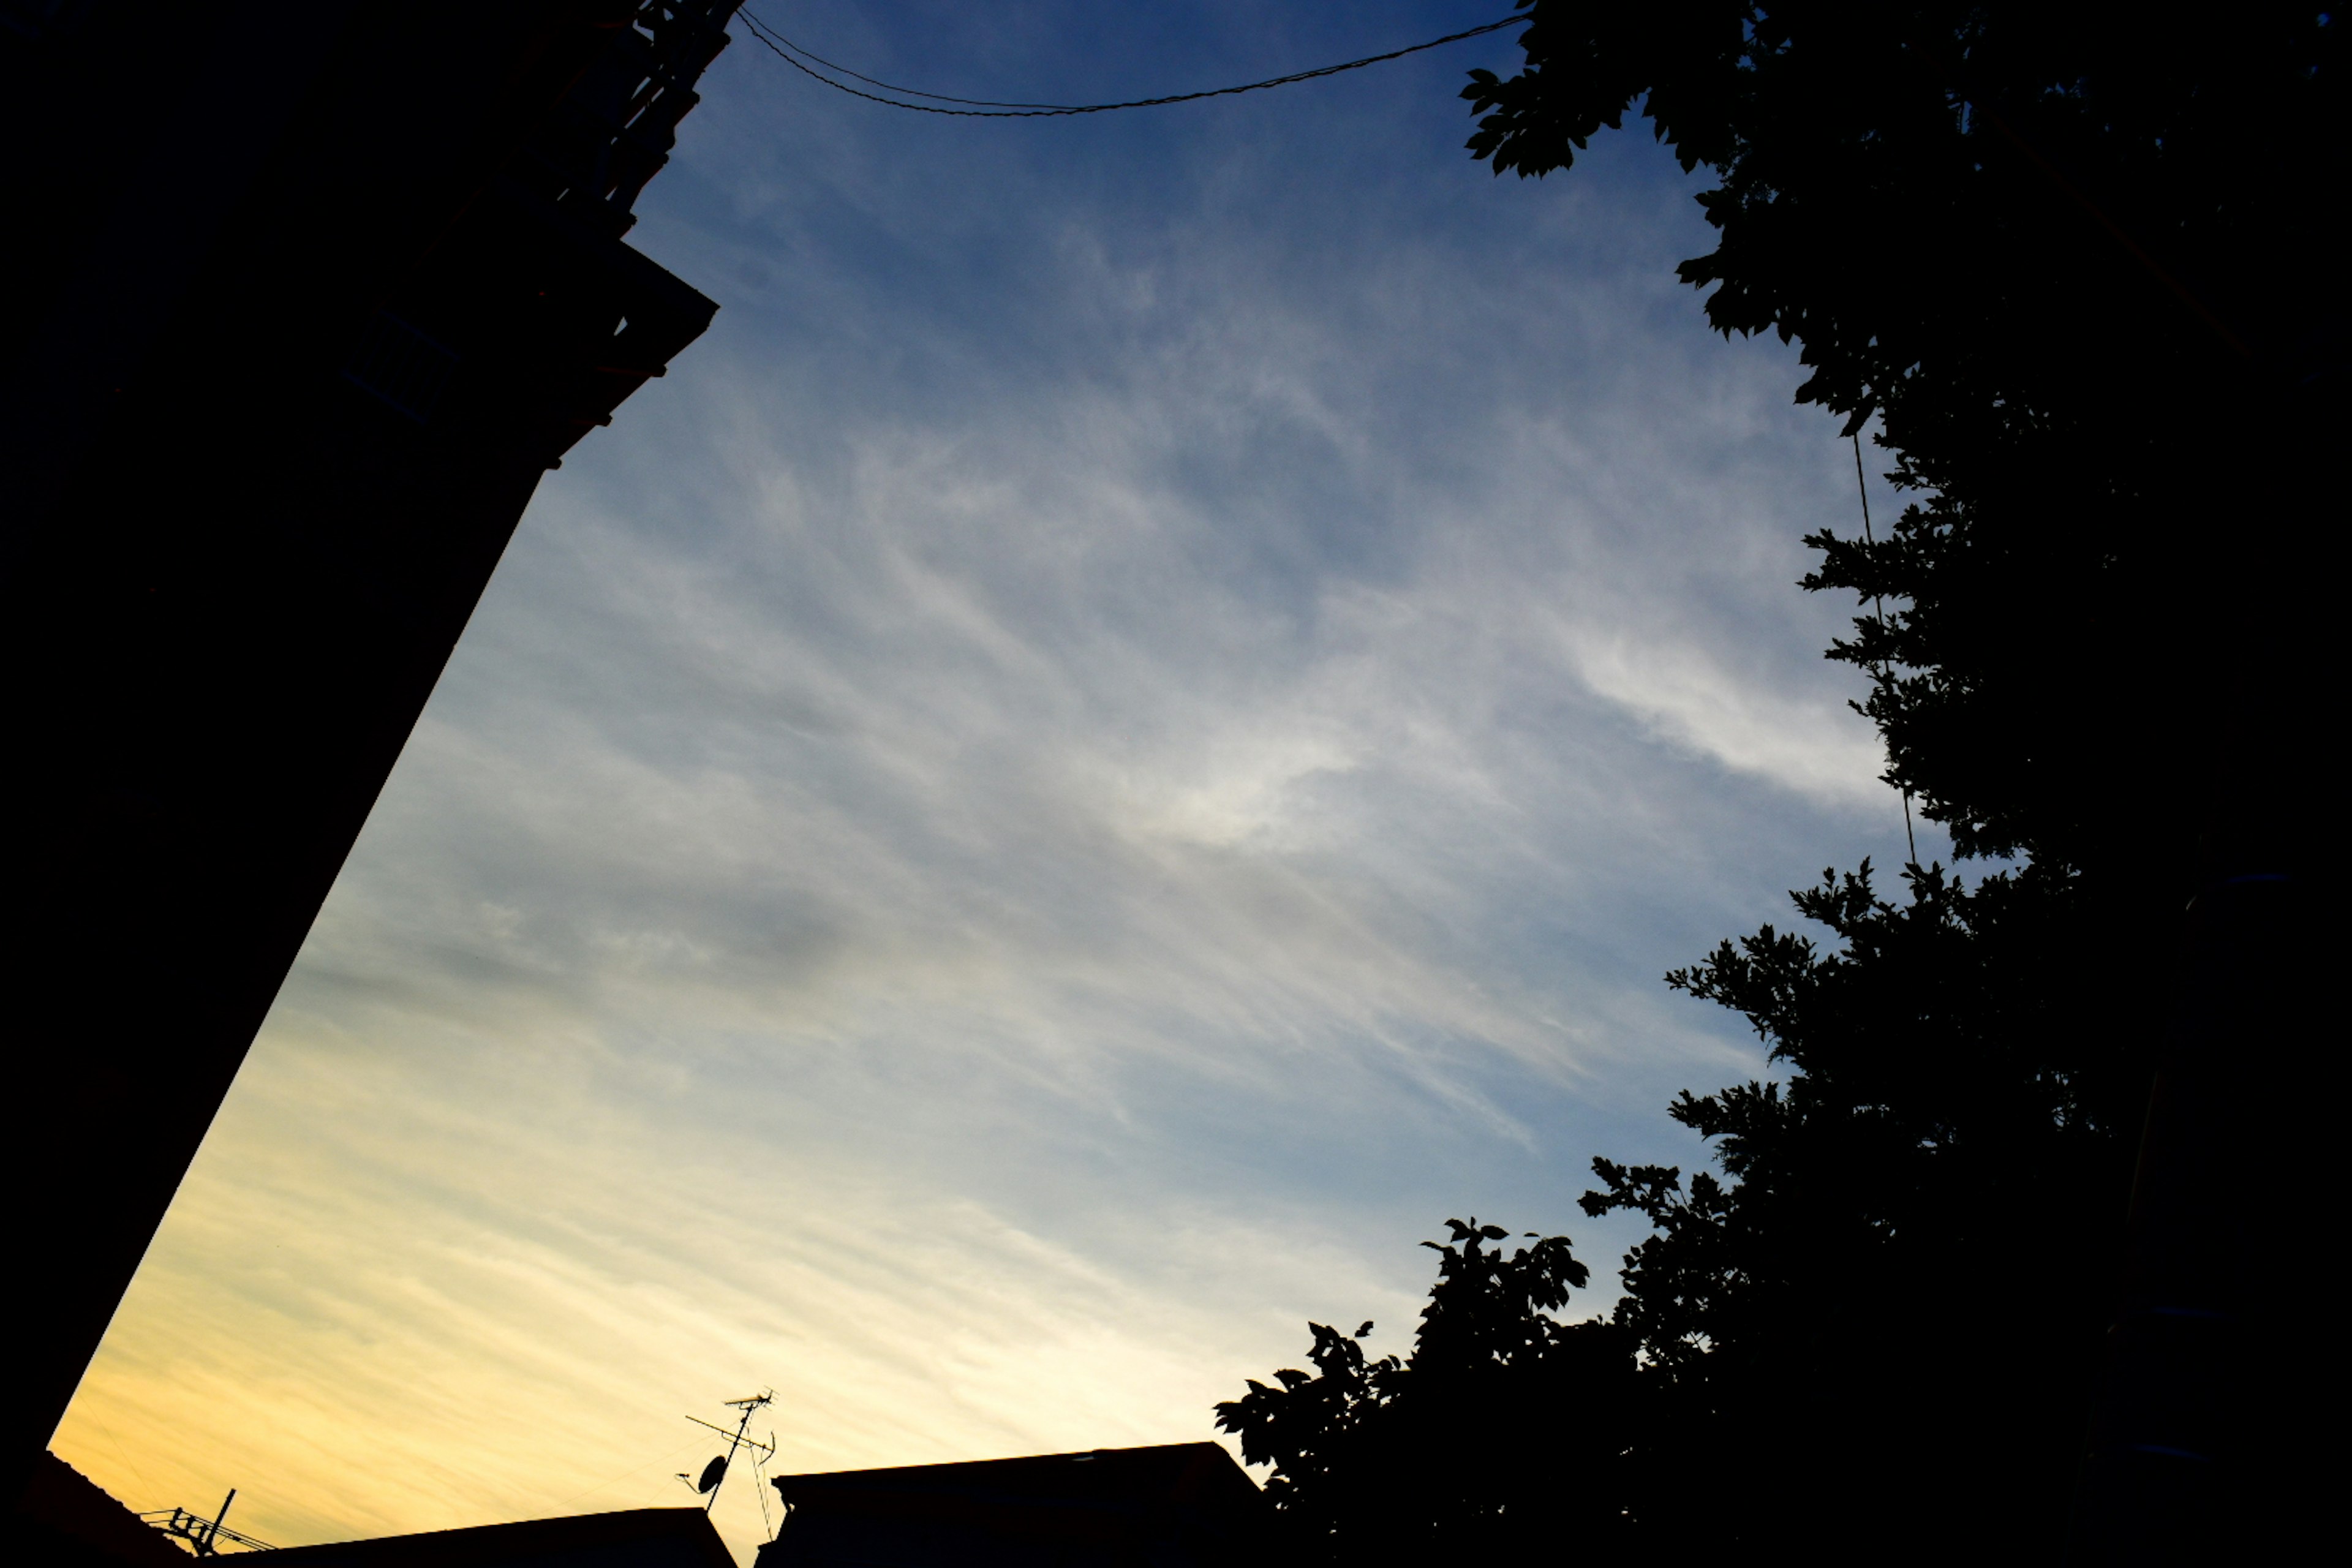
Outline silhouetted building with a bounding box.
[265,1509,732,1568]
[16,1452,193,1568]
[2,1,740,1488]
[10,1450,736,1568]
[756,1443,1269,1568]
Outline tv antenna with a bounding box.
[675,1391,778,1529]
[141,1490,274,1555]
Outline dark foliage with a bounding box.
[1581,859,2135,1556]
[1226,6,2339,1562]
[1466,0,2340,880]
[1215,1220,1640,1562]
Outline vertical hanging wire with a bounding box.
[1855,432,1920,865]
[752,1438,774,1541]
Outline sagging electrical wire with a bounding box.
[736,8,1530,117]
[1853,432,1920,866]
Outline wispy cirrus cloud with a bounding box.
[58,6,1932,1562]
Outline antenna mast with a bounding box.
[141,1489,274,1555]
[676,1392,777,1518]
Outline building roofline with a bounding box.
[262,1507,732,1568]
[767,1440,1244,1488]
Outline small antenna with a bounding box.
[678,1392,778,1515]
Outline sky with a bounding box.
[55,4,1936,1561]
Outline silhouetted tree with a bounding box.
[1223,9,2338,1564]
[1216,1220,1640,1564]
[1577,859,2135,1557]
[1457,5,2338,1559]
[1465,0,2338,884]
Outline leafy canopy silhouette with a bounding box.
[1223,5,2337,1563]
[1216,1220,1638,1562]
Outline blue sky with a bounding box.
[58,5,1932,1561]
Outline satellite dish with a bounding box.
[696,1455,728,1494]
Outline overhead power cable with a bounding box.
[736,9,1530,117]
[1853,432,1920,867]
